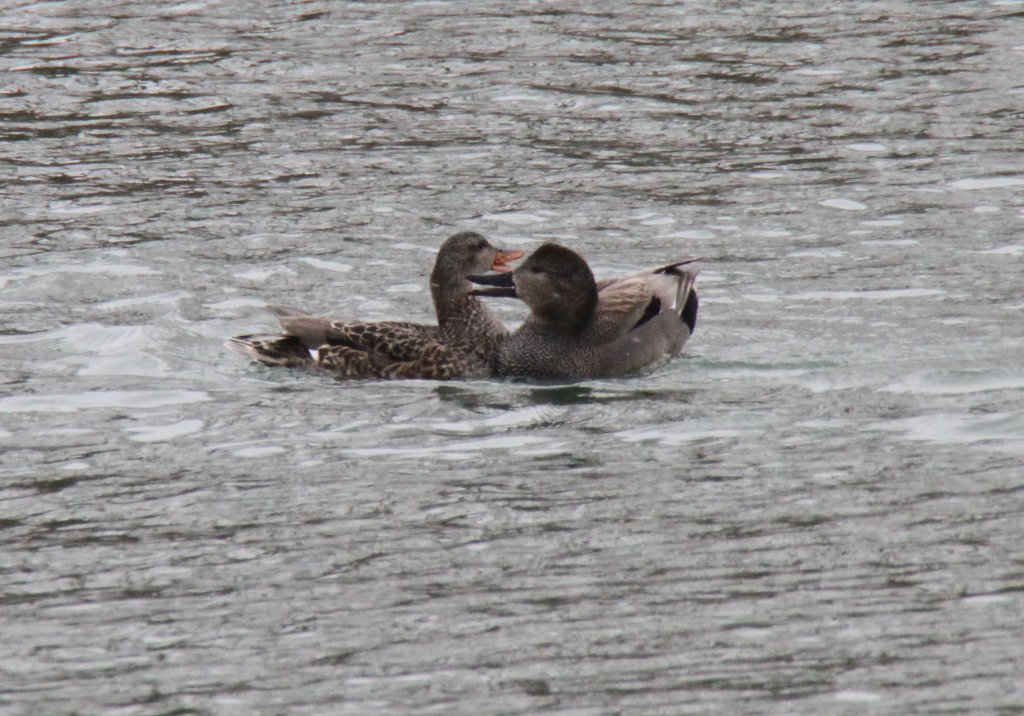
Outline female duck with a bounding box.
[227,231,522,379]
[469,243,699,379]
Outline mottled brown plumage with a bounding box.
[226,232,522,379]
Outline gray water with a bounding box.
[2,1,1024,713]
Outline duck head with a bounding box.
[469,243,598,334]
[430,231,523,292]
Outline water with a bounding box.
[2,1,1023,713]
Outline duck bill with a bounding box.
[468,271,514,286]
[490,249,524,273]
[467,271,517,297]
[469,286,517,297]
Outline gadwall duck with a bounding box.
[469,243,699,379]
[226,231,523,379]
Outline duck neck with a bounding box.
[547,310,593,338]
[537,286,597,337]
[431,278,504,346]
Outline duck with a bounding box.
[225,231,523,379]
[468,243,699,380]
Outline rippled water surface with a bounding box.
[3,1,1024,713]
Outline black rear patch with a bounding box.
[682,290,698,333]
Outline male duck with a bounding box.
[469,243,699,380]
[226,231,523,379]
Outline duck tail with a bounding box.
[652,257,701,275]
[262,304,344,348]
[664,263,700,335]
[224,334,315,368]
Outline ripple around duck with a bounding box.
[0,390,211,413]
[426,405,564,435]
[884,368,1024,396]
[949,176,1024,191]
[124,418,205,443]
[788,288,945,301]
[870,410,1024,453]
[0,262,160,289]
[340,434,568,462]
